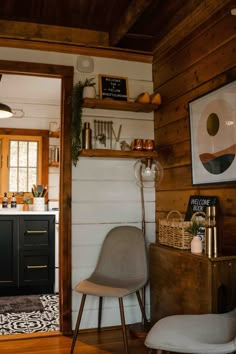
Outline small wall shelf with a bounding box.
[82,98,159,113]
[49,162,59,167]
[49,131,60,138]
[80,149,158,159]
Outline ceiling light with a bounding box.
[231,8,236,15]
[0,103,13,118]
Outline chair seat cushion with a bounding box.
[145,309,236,354]
[75,274,146,297]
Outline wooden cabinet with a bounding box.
[0,214,55,295]
[149,243,236,324]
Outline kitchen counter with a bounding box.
[0,208,59,223]
[0,209,57,215]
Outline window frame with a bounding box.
[0,128,49,197]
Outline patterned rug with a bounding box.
[0,294,59,335]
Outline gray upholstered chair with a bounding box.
[145,308,236,354]
[70,225,148,354]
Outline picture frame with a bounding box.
[189,80,236,185]
[99,74,129,101]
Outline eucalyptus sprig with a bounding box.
[186,221,202,236]
[23,196,32,204]
[71,78,95,166]
[83,77,96,87]
[71,81,83,166]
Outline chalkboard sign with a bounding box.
[99,74,129,101]
[185,195,218,221]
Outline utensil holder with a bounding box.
[33,197,45,211]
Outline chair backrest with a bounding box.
[92,225,148,287]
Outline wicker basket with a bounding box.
[158,210,193,249]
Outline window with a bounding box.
[0,129,49,196]
[8,138,40,192]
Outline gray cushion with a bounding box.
[145,309,236,354]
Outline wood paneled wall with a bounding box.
[153,10,236,254]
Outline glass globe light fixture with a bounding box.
[134,158,163,188]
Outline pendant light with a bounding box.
[0,75,13,118]
[0,102,13,118]
[134,158,163,188]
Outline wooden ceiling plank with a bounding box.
[153,0,233,58]
[109,0,154,46]
[0,20,109,47]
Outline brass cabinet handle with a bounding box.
[27,265,48,269]
[25,230,48,234]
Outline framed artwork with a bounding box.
[189,80,236,185]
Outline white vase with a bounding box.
[33,197,45,211]
[82,86,96,99]
[191,235,202,254]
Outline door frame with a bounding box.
[0,59,73,335]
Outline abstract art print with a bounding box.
[189,80,236,185]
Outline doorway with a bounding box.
[0,59,73,335]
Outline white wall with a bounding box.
[0,74,61,202]
[0,47,155,329]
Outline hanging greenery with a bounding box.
[71,78,95,166]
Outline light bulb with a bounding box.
[143,166,151,177]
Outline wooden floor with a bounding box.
[0,328,149,354]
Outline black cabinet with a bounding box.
[0,214,55,295]
[0,215,18,288]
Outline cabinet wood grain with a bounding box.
[150,243,236,324]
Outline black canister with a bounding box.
[82,122,92,149]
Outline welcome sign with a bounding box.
[185,195,217,221]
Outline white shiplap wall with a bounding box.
[0,47,155,329]
[0,86,61,202]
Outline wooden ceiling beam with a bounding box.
[153,0,233,59]
[0,20,109,47]
[109,0,154,46]
[0,38,153,63]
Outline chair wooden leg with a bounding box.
[136,290,148,324]
[70,294,86,354]
[118,297,129,354]
[98,296,103,331]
